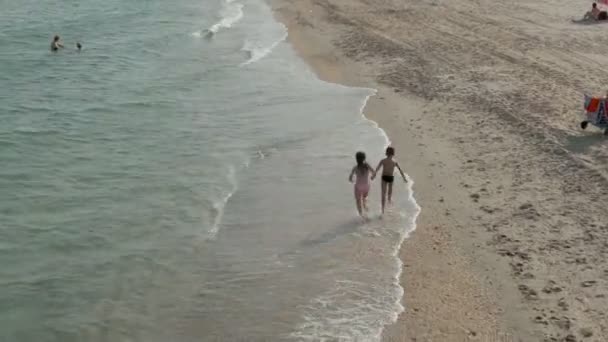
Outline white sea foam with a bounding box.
[207,165,238,239]
[288,90,421,341]
[193,1,244,38]
[239,28,287,66]
[354,90,422,339]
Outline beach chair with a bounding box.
[581,95,608,135]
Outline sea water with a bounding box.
[0,0,420,340]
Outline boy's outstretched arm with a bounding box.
[396,162,407,182]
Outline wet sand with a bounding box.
[270,0,608,340]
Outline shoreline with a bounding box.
[267,1,506,340]
[357,88,424,342]
[269,0,608,341]
[356,75,422,340]
[359,89,425,341]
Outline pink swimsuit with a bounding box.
[354,169,370,198]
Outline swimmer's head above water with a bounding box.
[51,35,63,51]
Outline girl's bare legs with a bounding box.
[354,190,363,217]
[380,181,388,214]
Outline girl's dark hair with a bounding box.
[355,151,367,172]
[386,146,395,156]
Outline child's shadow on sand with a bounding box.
[565,133,606,154]
[571,18,608,25]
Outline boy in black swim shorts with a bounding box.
[381,174,394,183]
[375,147,407,214]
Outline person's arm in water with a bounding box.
[349,166,356,183]
[396,161,407,182]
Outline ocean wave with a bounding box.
[360,90,422,337]
[207,165,238,239]
[239,29,287,66]
[288,90,422,341]
[194,1,244,39]
[13,126,60,135]
[289,279,403,341]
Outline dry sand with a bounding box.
[270,0,608,341]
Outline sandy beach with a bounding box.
[270,0,608,340]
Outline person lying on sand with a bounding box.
[583,3,607,20]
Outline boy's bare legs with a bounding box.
[388,182,394,205]
[380,181,388,214]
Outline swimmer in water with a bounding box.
[76,42,82,51]
[50,35,64,51]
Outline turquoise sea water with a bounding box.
[0,0,419,340]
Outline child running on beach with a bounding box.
[349,151,376,218]
[375,147,407,214]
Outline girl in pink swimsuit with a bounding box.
[349,151,376,218]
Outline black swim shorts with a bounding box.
[381,175,394,183]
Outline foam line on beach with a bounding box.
[359,89,422,340]
[192,0,244,38]
[285,85,422,341]
[205,150,266,240]
[239,24,287,66]
[207,164,238,239]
